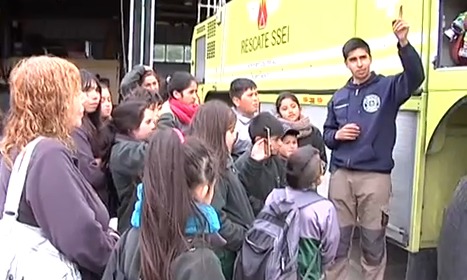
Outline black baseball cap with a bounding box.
[248,112,284,141]
[282,123,299,139]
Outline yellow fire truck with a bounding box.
[191,0,467,277]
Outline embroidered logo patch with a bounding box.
[363,94,381,113]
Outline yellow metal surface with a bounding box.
[192,0,467,253]
[419,91,467,248]
[193,0,427,91]
[408,94,428,252]
[259,94,422,111]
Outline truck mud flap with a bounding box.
[438,176,467,280]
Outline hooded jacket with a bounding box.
[323,42,425,173]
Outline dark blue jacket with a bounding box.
[323,42,425,173]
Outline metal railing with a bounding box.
[197,0,226,23]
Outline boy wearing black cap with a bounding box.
[279,124,300,159]
[235,112,288,213]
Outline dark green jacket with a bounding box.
[211,158,255,279]
[157,112,191,134]
[120,65,146,97]
[108,134,147,233]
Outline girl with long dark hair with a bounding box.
[102,129,226,280]
[72,69,107,203]
[98,77,113,121]
[189,100,255,279]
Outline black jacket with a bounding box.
[157,111,190,134]
[235,151,287,214]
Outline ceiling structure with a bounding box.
[6,0,203,25]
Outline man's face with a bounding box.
[345,48,372,83]
[233,88,259,116]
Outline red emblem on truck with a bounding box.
[258,0,268,30]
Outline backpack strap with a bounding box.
[2,137,43,220]
[272,187,325,210]
[288,189,325,209]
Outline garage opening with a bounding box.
[0,0,126,103]
[436,0,467,68]
[0,0,198,107]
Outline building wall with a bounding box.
[20,19,192,76]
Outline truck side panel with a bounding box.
[212,0,357,91]
[355,0,426,76]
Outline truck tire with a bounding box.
[438,176,467,280]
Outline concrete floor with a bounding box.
[349,238,408,280]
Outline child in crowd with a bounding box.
[275,92,328,168]
[190,100,255,280]
[98,77,113,121]
[279,124,299,159]
[235,112,287,213]
[157,71,199,133]
[124,86,163,123]
[119,65,160,97]
[229,78,259,159]
[102,129,226,280]
[266,146,340,279]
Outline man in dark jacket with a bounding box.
[323,17,425,280]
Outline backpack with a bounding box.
[103,227,214,280]
[233,188,324,280]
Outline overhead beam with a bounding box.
[8,1,196,18]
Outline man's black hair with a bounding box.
[229,78,257,100]
[342,37,371,61]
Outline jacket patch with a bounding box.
[362,94,381,113]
